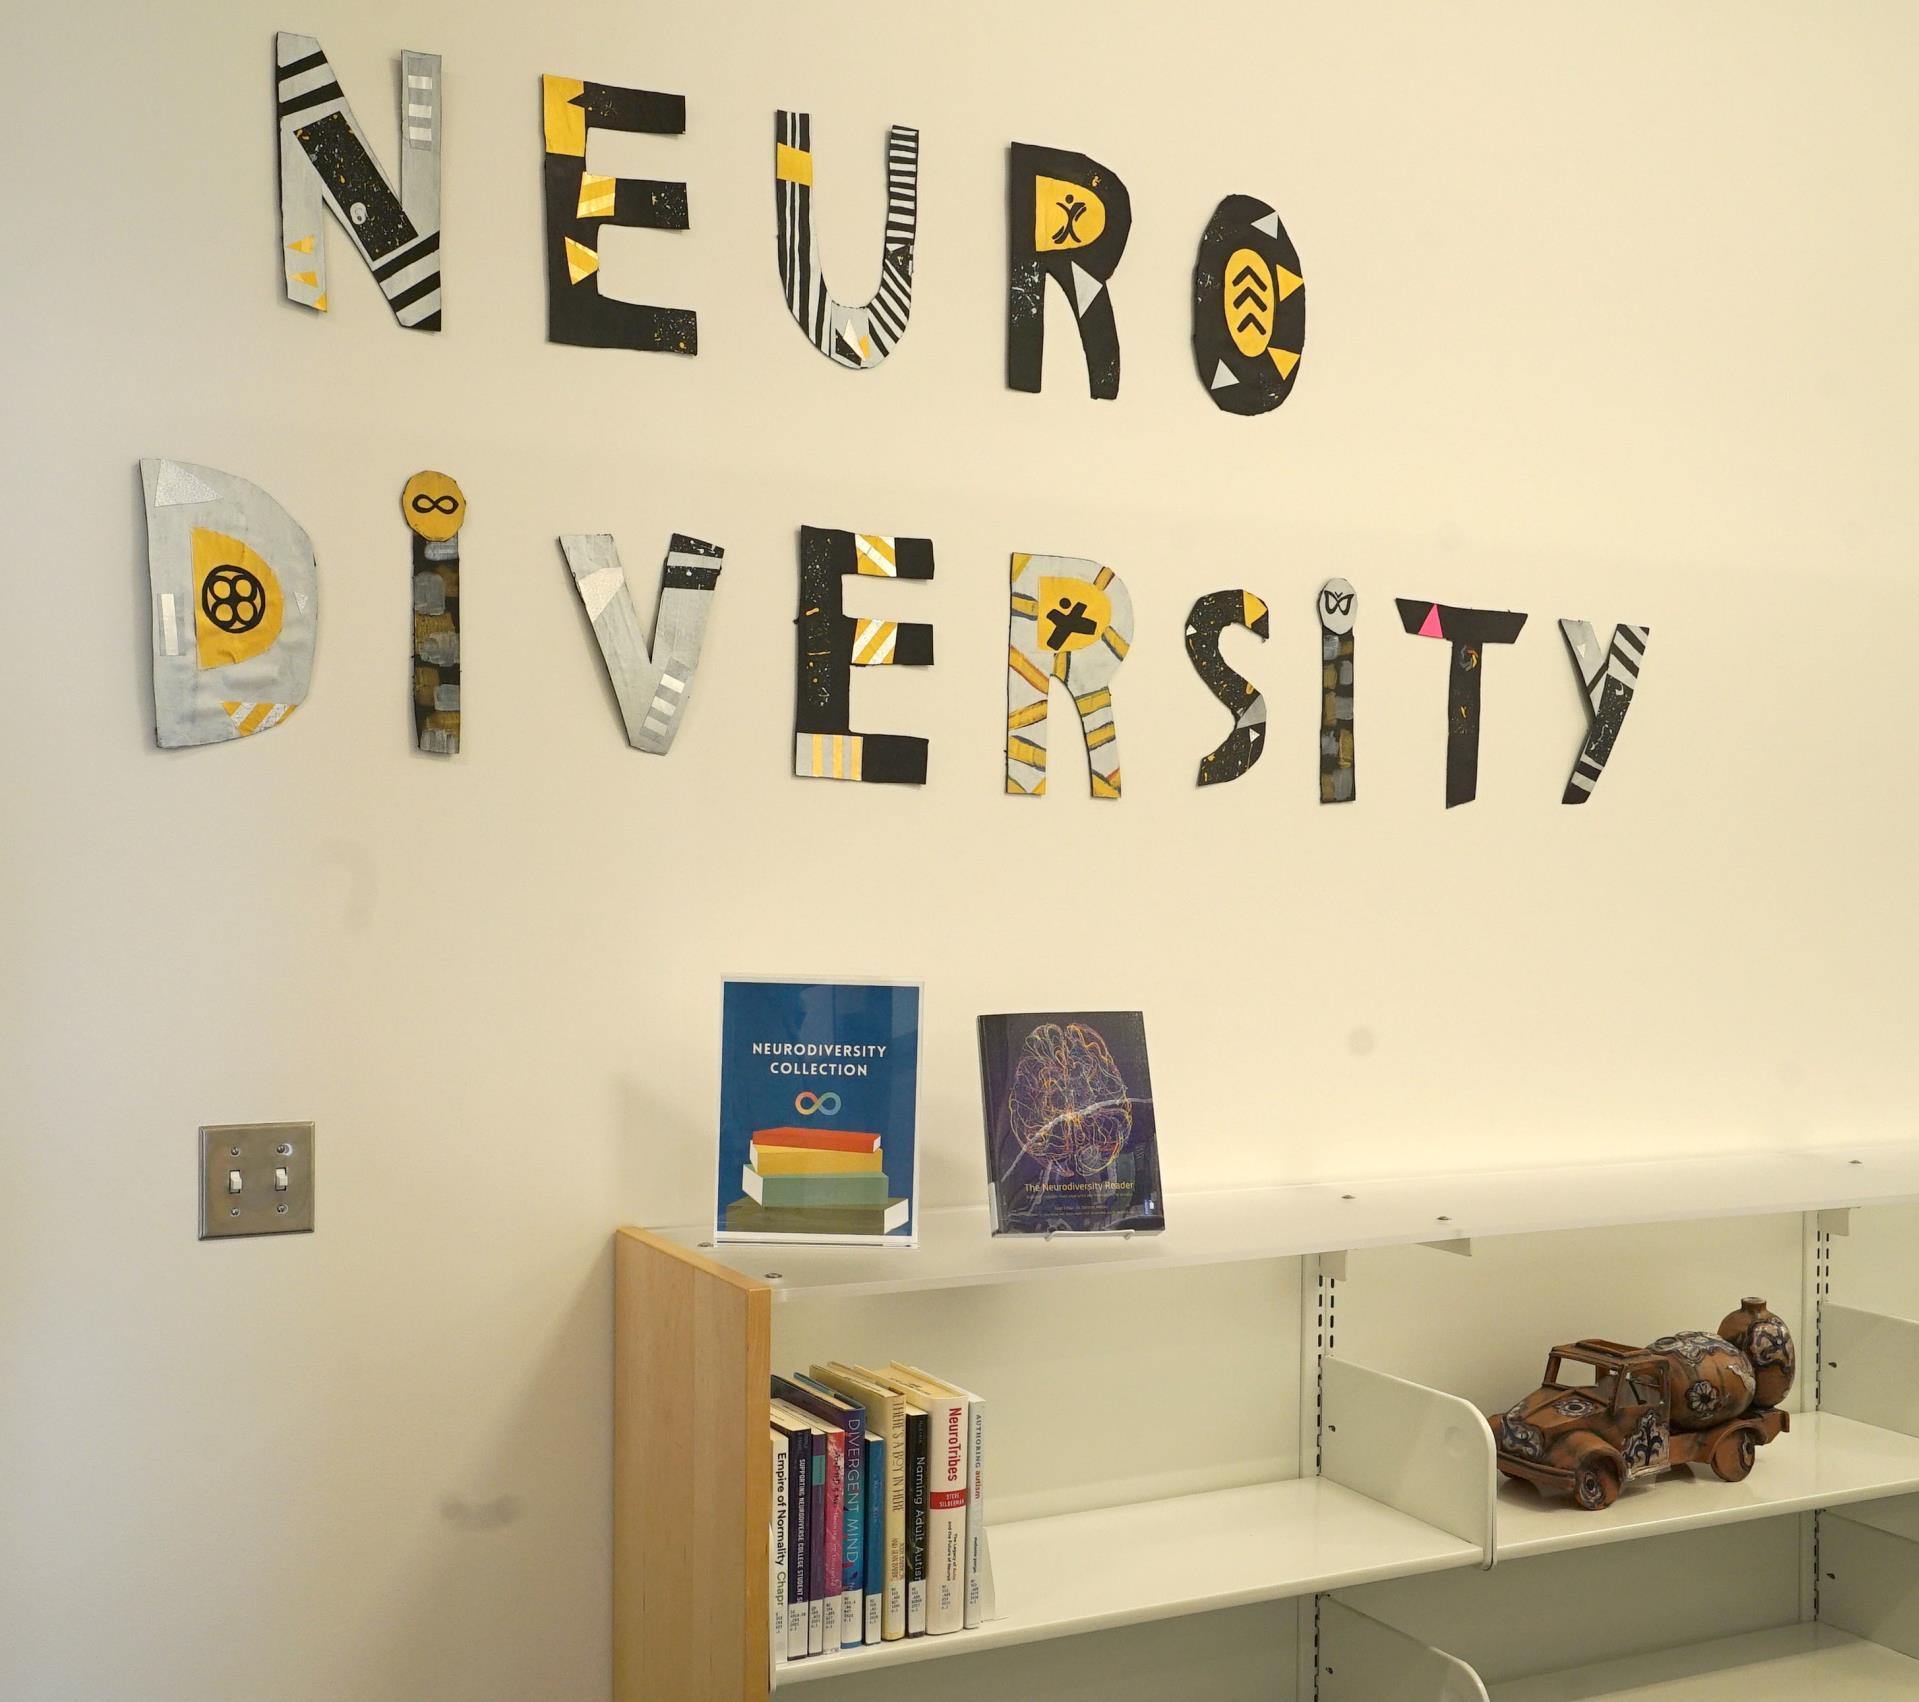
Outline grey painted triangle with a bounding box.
[1211,360,1238,390]
[153,461,219,507]
[1252,210,1280,238]
[1070,262,1103,315]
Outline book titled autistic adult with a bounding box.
[977,1010,1165,1235]
[717,979,920,1245]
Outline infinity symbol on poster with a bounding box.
[793,1092,842,1116]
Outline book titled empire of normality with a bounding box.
[718,979,921,1245]
[977,1010,1165,1235]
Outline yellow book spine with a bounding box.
[752,1146,884,1176]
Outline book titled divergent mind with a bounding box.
[977,1011,1165,1235]
[718,979,921,1245]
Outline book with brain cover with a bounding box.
[977,1011,1164,1235]
[718,978,921,1245]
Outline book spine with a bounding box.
[806,1432,825,1654]
[749,1125,882,1153]
[965,1399,992,1627]
[770,1373,861,1647]
[882,1402,906,1640]
[905,1410,928,1637]
[863,1436,885,1645]
[770,1436,789,1668]
[922,1394,968,1634]
[820,1428,844,1652]
[835,1410,865,1647]
[787,1430,809,1660]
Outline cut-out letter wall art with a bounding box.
[1007,554,1134,797]
[402,471,465,755]
[561,532,723,754]
[542,76,695,354]
[1396,598,1528,807]
[1007,144,1132,399]
[1192,195,1304,415]
[775,112,920,369]
[1318,578,1356,802]
[1560,620,1649,804]
[276,33,442,330]
[1185,590,1269,786]
[142,459,317,748]
[793,527,935,783]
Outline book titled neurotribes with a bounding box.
[977,1011,1164,1235]
[718,979,921,1245]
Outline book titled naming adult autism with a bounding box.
[977,1011,1164,1235]
[718,979,920,1245]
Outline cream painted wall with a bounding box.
[5,1,1919,1697]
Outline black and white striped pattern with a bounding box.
[1560,619,1649,803]
[276,33,443,332]
[775,112,918,370]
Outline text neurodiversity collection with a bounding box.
[750,1042,891,1079]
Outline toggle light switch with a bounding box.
[199,1123,315,1239]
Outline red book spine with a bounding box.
[752,1126,883,1154]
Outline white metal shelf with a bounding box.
[772,1477,1483,1688]
[1490,1624,1919,1699]
[659,1140,1919,1301]
[1494,1413,1919,1561]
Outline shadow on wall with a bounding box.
[356,1241,614,1702]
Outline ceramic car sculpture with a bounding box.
[1489,1297,1795,1511]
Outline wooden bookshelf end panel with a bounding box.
[615,1229,772,1702]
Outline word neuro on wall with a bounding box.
[275,32,1307,405]
[137,34,1653,811]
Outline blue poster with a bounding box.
[717,979,921,1245]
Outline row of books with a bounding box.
[768,1360,994,1667]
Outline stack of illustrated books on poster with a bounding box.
[767,1360,995,1672]
[729,1127,908,1241]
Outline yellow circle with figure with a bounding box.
[402,470,467,542]
[1036,575,1111,654]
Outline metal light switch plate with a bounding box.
[200,1122,315,1239]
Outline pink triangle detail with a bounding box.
[1418,603,1444,639]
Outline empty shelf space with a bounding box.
[774,1475,1482,1686]
[1490,1623,1919,1700]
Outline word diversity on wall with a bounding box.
[138,33,1653,810]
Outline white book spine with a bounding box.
[865,1589,882,1645]
[922,1393,968,1634]
[770,1439,790,1667]
[964,1398,991,1627]
[907,1576,926,1636]
[821,1589,837,1654]
[789,1557,806,1661]
[840,1584,861,1648]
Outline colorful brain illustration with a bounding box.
[1009,1022,1133,1176]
